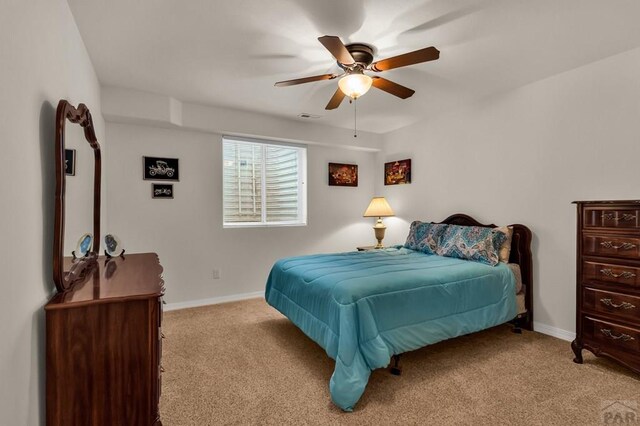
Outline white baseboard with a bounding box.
[533,321,576,342]
[164,290,264,312]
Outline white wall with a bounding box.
[106,122,376,304]
[377,47,640,335]
[101,86,384,152]
[0,1,104,424]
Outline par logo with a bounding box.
[601,400,638,425]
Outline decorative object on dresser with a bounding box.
[363,197,395,248]
[73,233,93,259]
[104,233,125,258]
[47,100,164,425]
[572,200,640,375]
[328,162,358,187]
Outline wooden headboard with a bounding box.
[437,213,533,330]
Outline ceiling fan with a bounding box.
[275,35,440,110]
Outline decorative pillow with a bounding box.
[404,221,447,255]
[494,226,513,263]
[436,225,507,266]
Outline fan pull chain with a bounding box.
[353,97,358,138]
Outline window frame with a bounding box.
[222,136,307,228]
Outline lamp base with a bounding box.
[373,217,386,249]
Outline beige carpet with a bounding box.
[160,299,638,425]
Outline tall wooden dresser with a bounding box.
[46,253,165,425]
[572,200,640,374]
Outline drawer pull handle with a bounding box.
[600,328,635,342]
[600,212,637,221]
[600,298,636,310]
[600,268,636,279]
[599,241,637,250]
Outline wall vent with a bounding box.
[298,113,321,119]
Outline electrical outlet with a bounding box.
[212,269,220,279]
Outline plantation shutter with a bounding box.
[265,146,299,222]
[222,140,262,223]
[223,137,306,226]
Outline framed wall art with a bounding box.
[328,163,358,187]
[143,156,179,181]
[65,149,76,176]
[152,183,174,199]
[384,159,411,185]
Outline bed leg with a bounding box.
[390,354,402,376]
[511,316,523,334]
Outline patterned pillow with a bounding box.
[435,225,507,266]
[404,221,447,255]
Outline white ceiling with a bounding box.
[68,0,640,134]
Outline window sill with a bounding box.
[223,221,307,229]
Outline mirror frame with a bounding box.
[53,100,102,292]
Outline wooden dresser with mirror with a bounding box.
[45,100,164,425]
[572,200,640,375]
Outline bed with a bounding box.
[265,214,533,411]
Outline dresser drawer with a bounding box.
[583,316,640,355]
[583,287,640,323]
[583,234,640,260]
[584,208,640,229]
[582,261,640,287]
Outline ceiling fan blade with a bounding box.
[325,87,346,110]
[371,77,415,99]
[318,35,355,66]
[370,47,440,72]
[275,74,337,87]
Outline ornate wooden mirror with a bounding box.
[53,100,102,292]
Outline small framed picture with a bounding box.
[152,183,174,199]
[65,149,76,176]
[143,156,179,181]
[328,163,358,187]
[384,159,411,185]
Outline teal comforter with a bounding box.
[265,247,517,411]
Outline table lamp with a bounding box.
[363,197,395,249]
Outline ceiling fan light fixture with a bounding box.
[274,36,439,110]
[338,73,372,99]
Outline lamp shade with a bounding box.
[338,73,373,99]
[363,197,395,217]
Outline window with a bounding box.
[223,137,307,227]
